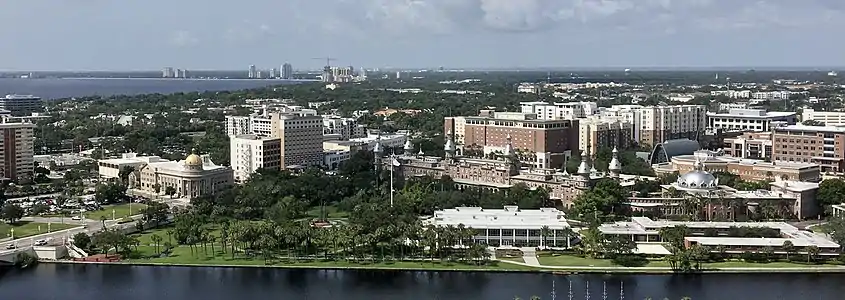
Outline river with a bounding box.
[1,264,844,300]
[0,78,305,99]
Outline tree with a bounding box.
[817,179,845,211]
[142,202,170,226]
[165,186,177,198]
[0,203,25,224]
[807,245,820,263]
[72,232,91,250]
[782,240,795,261]
[151,234,163,254]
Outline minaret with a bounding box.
[373,135,384,168]
[403,139,413,156]
[608,147,622,178]
[576,150,591,180]
[444,130,456,160]
[503,134,513,158]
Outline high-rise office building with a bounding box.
[0,95,43,116]
[225,112,324,168]
[0,121,35,182]
[230,134,282,182]
[248,65,257,79]
[270,68,279,78]
[282,63,293,79]
[162,67,174,78]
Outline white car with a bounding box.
[5,244,15,250]
[71,216,82,221]
[35,239,47,246]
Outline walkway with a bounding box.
[498,255,845,272]
[520,247,540,266]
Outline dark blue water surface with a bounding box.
[0,78,303,99]
[1,264,844,300]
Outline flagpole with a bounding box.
[390,153,395,207]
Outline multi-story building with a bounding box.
[601,105,707,148]
[801,109,845,126]
[0,122,35,182]
[229,135,282,182]
[225,112,324,168]
[0,95,43,116]
[752,91,791,100]
[519,101,598,120]
[425,206,572,248]
[248,65,257,79]
[444,111,579,169]
[707,109,797,132]
[384,135,628,206]
[577,117,633,156]
[711,90,752,99]
[653,150,821,183]
[516,84,541,94]
[281,63,293,79]
[723,132,773,160]
[329,66,355,83]
[162,67,175,78]
[322,116,366,140]
[772,125,845,173]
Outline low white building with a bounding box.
[97,153,162,179]
[600,217,840,255]
[801,109,845,126]
[324,149,351,170]
[707,109,797,132]
[426,206,572,248]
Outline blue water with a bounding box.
[0,264,844,300]
[0,78,304,99]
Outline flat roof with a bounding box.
[428,206,570,229]
[707,111,795,118]
[774,124,845,133]
[770,180,819,192]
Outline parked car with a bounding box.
[35,239,47,246]
[71,216,82,221]
[5,244,15,249]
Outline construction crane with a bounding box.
[311,57,337,69]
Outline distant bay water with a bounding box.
[0,78,308,100]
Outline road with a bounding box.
[0,215,140,257]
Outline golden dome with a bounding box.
[184,149,203,166]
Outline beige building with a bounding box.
[771,125,845,173]
[577,117,633,156]
[723,132,773,160]
[599,105,706,148]
[230,135,282,182]
[129,151,234,199]
[801,109,845,126]
[0,121,35,182]
[225,111,324,168]
[654,150,821,183]
[98,153,163,179]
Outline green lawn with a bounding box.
[0,221,79,239]
[84,203,147,221]
[305,205,349,219]
[121,228,534,271]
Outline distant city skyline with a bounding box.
[1,1,844,71]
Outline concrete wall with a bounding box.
[34,246,67,260]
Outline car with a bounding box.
[71,216,82,221]
[5,244,15,250]
[35,239,47,246]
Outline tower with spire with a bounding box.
[444,130,456,160]
[608,147,622,179]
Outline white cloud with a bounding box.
[169,30,198,47]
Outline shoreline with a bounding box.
[39,260,845,274]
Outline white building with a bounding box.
[707,109,797,132]
[517,84,541,94]
[519,101,598,120]
[599,105,707,147]
[324,149,351,170]
[711,90,752,99]
[426,206,572,248]
[97,153,161,179]
[229,135,282,182]
[577,116,633,156]
[131,152,234,199]
[801,109,845,127]
[348,132,408,152]
[225,112,324,168]
[752,91,791,100]
[599,217,840,255]
[322,116,366,140]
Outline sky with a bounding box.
[0,0,844,71]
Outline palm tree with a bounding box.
[539,226,551,250]
[807,245,820,263]
[150,234,163,254]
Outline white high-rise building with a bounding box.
[225,112,323,168]
[520,101,598,120]
[230,134,282,182]
[599,105,707,147]
[248,65,257,79]
[282,63,293,79]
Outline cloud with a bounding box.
[169,30,199,47]
[222,21,273,43]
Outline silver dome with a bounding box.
[675,170,719,190]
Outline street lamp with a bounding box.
[10,228,14,240]
[112,209,116,220]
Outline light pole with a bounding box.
[10,228,14,240]
[112,209,116,220]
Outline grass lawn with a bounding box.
[122,228,534,271]
[84,203,147,221]
[0,221,79,239]
[499,256,525,263]
[305,205,348,219]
